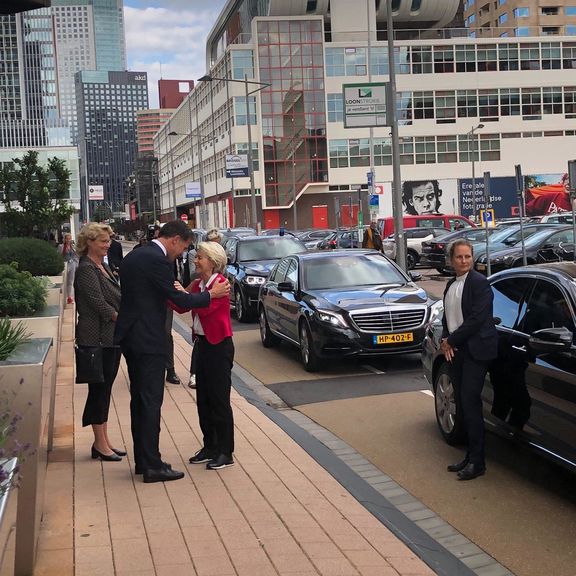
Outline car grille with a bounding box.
[350,308,427,333]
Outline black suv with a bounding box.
[422,262,576,473]
[223,235,307,322]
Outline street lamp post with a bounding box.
[167,124,178,219]
[198,74,270,231]
[82,136,91,222]
[468,123,484,222]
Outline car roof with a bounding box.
[291,249,387,261]
[491,261,576,281]
[229,234,302,241]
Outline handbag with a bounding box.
[75,345,104,384]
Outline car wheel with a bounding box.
[406,249,418,270]
[259,307,279,348]
[299,320,321,372]
[435,267,445,274]
[235,288,251,323]
[434,362,466,445]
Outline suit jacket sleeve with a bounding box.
[75,263,117,321]
[441,280,453,340]
[447,274,493,348]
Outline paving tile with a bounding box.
[111,538,155,573]
[386,555,436,576]
[33,548,74,576]
[193,554,236,576]
[155,565,199,576]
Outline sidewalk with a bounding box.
[34,306,438,576]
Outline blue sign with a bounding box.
[458,177,517,219]
[185,182,202,199]
[369,194,379,206]
[367,171,374,187]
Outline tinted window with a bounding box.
[545,230,575,245]
[448,217,472,230]
[225,238,238,261]
[520,280,576,339]
[491,278,529,329]
[416,218,442,229]
[238,238,307,261]
[270,258,290,282]
[303,254,406,290]
[285,259,298,285]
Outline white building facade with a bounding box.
[155,0,576,229]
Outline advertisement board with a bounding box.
[88,185,104,201]
[225,154,249,178]
[185,182,202,199]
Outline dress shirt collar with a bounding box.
[151,239,167,256]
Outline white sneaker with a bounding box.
[188,374,196,389]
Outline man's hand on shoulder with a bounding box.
[209,278,230,299]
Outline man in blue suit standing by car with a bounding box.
[441,239,498,481]
[115,220,229,483]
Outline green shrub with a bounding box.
[0,318,31,361]
[0,263,48,317]
[0,238,64,275]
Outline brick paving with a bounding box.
[34,305,436,576]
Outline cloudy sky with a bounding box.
[123,0,228,107]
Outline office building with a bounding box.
[52,0,126,143]
[1,1,51,14]
[76,71,148,218]
[464,1,576,37]
[136,109,175,153]
[154,0,576,229]
[158,79,194,109]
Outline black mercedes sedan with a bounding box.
[475,226,574,274]
[422,262,576,473]
[223,234,307,322]
[258,250,434,371]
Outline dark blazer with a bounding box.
[107,238,124,271]
[75,256,121,347]
[442,269,498,362]
[114,242,211,354]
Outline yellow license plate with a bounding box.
[374,333,414,344]
[476,263,486,271]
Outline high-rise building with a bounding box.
[136,109,175,153]
[76,71,148,216]
[52,0,126,143]
[154,0,576,230]
[464,1,576,37]
[158,79,194,109]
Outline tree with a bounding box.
[0,150,75,238]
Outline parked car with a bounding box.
[538,213,573,225]
[258,249,434,371]
[475,226,574,274]
[378,214,475,239]
[294,228,336,249]
[420,227,498,273]
[219,227,257,243]
[260,228,296,237]
[223,234,307,322]
[382,227,450,269]
[316,227,369,250]
[422,262,576,473]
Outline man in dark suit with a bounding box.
[107,233,123,275]
[115,220,229,483]
[441,239,498,481]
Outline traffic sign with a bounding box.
[479,209,495,227]
[180,213,188,222]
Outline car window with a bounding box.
[545,230,575,246]
[237,238,306,261]
[416,218,440,229]
[464,229,490,242]
[225,238,237,262]
[448,218,472,230]
[270,258,290,283]
[285,259,298,286]
[491,278,530,330]
[506,227,545,244]
[303,254,406,290]
[520,280,575,338]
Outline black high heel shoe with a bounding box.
[91,445,122,462]
[111,448,127,457]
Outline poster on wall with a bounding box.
[376,179,459,218]
[524,173,570,216]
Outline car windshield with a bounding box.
[523,229,562,248]
[489,226,521,243]
[303,254,407,290]
[238,238,307,261]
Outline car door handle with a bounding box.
[511,345,527,352]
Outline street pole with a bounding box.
[208,81,220,227]
[515,164,527,266]
[167,127,178,218]
[193,91,207,229]
[83,137,91,222]
[292,146,298,230]
[365,0,374,239]
[387,0,405,270]
[568,160,576,263]
[151,157,157,223]
[484,171,492,277]
[469,123,484,222]
[245,74,258,231]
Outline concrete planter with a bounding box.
[0,339,54,576]
[0,458,18,576]
[9,305,61,452]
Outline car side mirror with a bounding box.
[277,281,294,292]
[493,317,502,326]
[529,327,573,354]
[409,271,421,281]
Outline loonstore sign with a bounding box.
[225,154,249,178]
[343,83,389,129]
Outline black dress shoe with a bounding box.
[166,371,181,385]
[447,457,469,473]
[206,454,234,470]
[457,463,486,481]
[135,461,172,475]
[112,448,127,457]
[91,445,122,462]
[143,466,185,483]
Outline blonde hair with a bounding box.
[197,241,227,274]
[206,228,222,243]
[76,223,113,256]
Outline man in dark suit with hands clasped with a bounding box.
[115,220,230,483]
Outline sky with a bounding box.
[123,0,228,108]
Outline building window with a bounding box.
[500,88,520,116]
[515,27,530,36]
[567,25,576,35]
[325,47,366,76]
[542,27,560,35]
[564,87,576,117]
[397,91,413,125]
[457,90,478,117]
[456,45,476,72]
[327,93,343,122]
[435,91,456,123]
[231,50,254,80]
[520,44,540,69]
[479,89,499,121]
[349,138,370,167]
[498,0,506,4]
[234,96,256,125]
[413,91,434,119]
[329,139,348,168]
[433,45,455,73]
[498,43,519,70]
[437,135,458,163]
[370,47,389,75]
[411,46,433,74]
[513,7,530,17]
[498,13,508,25]
[373,137,392,165]
[522,87,542,120]
[415,136,436,164]
[479,134,500,161]
[399,137,414,165]
[541,42,561,69]
[543,86,563,114]
[477,44,498,71]
[541,7,559,16]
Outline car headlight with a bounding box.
[316,309,348,328]
[244,275,266,285]
[428,300,444,325]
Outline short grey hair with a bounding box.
[197,241,227,274]
[206,228,222,243]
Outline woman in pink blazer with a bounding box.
[175,241,235,470]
